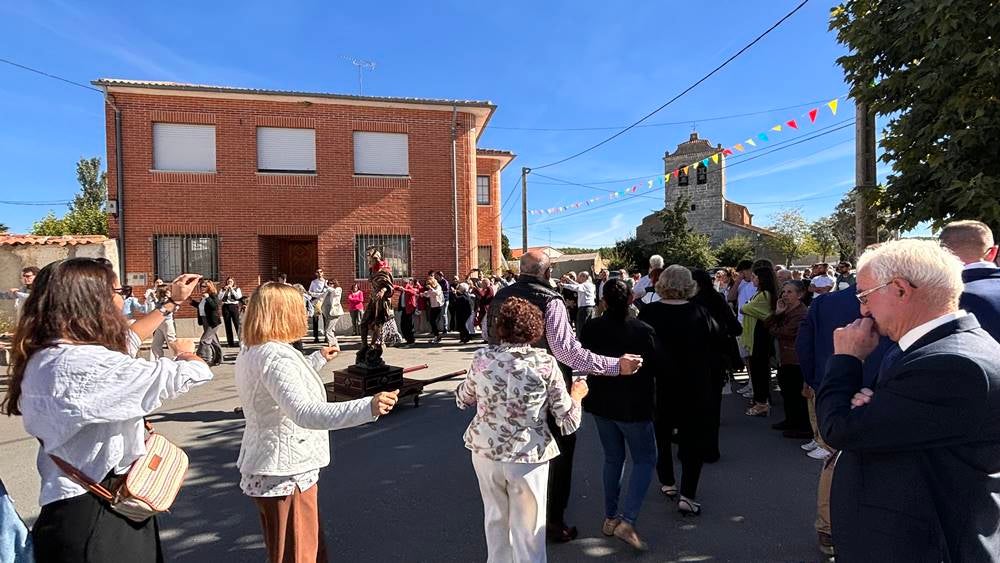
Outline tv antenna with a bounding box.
[343,57,376,95]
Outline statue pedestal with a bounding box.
[329,364,404,400]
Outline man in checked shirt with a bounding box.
[487,249,643,543]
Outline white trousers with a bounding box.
[471,453,549,563]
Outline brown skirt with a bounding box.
[253,485,328,563]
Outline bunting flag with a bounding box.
[525,95,847,216]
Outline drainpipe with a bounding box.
[451,105,460,276]
[102,87,126,283]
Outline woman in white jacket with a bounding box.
[236,282,399,562]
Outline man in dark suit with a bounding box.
[940,220,1000,341]
[818,239,1000,562]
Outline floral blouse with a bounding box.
[456,344,582,464]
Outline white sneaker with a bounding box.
[807,447,832,460]
[800,439,819,451]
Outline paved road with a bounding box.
[0,334,830,562]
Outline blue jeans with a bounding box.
[593,415,657,525]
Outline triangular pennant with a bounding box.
[734,143,744,152]
[701,158,710,167]
[631,185,638,193]
[827,99,838,115]
[786,119,798,129]
[682,166,689,175]
[758,133,769,142]
[808,108,819,123]
[723,148,734,156]
[771,124,782,132]
[746,138,756,147]
[711,153,720,164]
[673,168,680,178]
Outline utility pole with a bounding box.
[854,100,878,258]
[521,167,530,253]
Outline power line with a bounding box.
[0,57,103,93]
[529,0,810,170]
[490,95,843,132]
[523,124,854,228]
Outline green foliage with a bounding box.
[828,190,892,263]
[766,209,817,266]
[606,237,645,272]
[809,216,839,262]
[0,223,8,234]
[714,236,755,267]
[831,0,1000,232]
[31,157,109,236]
[501,232,512,260]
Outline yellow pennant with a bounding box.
[734,143,744,152]
[771,124,782,132]
[711,153,720,164]
[828,99,839,115]
[682,166,689,175]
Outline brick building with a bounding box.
[637,132,777,258]
[93,79,515,304]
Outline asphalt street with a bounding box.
[0,333,830,562]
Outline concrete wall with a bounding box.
[0,241,119,322]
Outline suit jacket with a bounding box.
[962,267,1000,342]
[818,315,1000,562]
[795,284,889,388]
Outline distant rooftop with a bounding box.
[0,235,109,247]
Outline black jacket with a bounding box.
[818,315,1000,562]
[961,267,1000,342]
[192,295,221,328]
[579,314,658,422]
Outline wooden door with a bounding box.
[278,239,318,287]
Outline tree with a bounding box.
[555,247,598,255]
[809,216,839,262]
[831,0,1000,232]
[31,157,109,236]
[766,209,816,266]
[645,196,716,270]
[500,232,512,260]
[714,236,755,267]
[827,190,892,263]
[0,223,8,234]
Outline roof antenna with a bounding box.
[343,57,376,95]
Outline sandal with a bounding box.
[745,402,770,417]
[678,496,702,516]
[660,484,679,499]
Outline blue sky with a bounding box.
[0,0,912,246]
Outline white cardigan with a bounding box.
[235,342,375,476]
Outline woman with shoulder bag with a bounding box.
[3,258,212,563]
[236,282,400,562]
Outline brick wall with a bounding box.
[475,156,502,272]
[103,91,491,315]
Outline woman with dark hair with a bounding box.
[191,280,223,366]
[346,283,365,336]
[579,279,658,550]
[638,265,717,516]
[456,297,588,562]
[691,269,743,462]
[742,265,778,417]
[120,285,143,320]
[2,258,210,562]
[765,280,811,437]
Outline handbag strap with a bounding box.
[37,418,156,503]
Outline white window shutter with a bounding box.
[353,132,409,176]
[153,123,216,172]
[257,127,316,172]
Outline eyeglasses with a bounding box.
[856,278,917,305]
[112,287,128,295]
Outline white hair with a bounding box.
[458,282,470,292]
[649,254,665,269]
[857,239,964,306]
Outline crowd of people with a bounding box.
[2,218,1000,562]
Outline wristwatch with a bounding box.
[159,300,178,315]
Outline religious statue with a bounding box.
[355,246,394,369]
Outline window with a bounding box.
[478,245,493,270]
[152,123,216,172]
[353,132,409,176]
[355,234,411,278]
[257,127,316,173]
[155,235,219,281]
[677,168,689,186]
[476,176,491,205]
[696,164,707,185]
